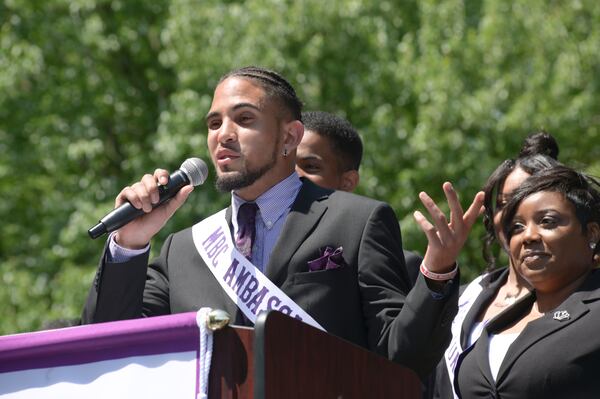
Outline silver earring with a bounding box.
[590,242,597,250]
[283,148,288,157]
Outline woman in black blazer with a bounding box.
[455,165,600,398]
[433,132,560,399]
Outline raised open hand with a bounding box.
[413,182,485,274]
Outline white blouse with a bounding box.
[487,333,519,381]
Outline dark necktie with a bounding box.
[236,202,258,260]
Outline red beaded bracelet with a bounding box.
[419,262,458,281]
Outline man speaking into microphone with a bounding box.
[81,66,480,378]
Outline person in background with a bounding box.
[456,165,600,398]
[82,66,481,378]
[296,110,422,284]
[433,132,561,398]
[296,110,362,192]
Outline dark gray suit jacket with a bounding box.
[82,179,457,377]
[404,249,424,287]
[455,269,600,398]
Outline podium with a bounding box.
[214,311,421,398]
[0,311,421,398]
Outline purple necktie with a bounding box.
[236,202,258,260]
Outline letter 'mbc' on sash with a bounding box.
[192,210,324,330]
[202,226,228,267]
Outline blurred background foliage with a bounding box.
[1,0,600,334]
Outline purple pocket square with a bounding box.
[308,246,345,271]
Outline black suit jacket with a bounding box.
[82,179,457,377]
[404,249,423,287]
[455,269,600,399]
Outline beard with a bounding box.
[215,147,279,193]
[215,161,275,192]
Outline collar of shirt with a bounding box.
[231,171,303,234]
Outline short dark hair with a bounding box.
[219,66,303,121]
[501,166,600,257]
[482,131,560,268]
[301,111,363,171]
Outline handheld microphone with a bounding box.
[88,158,209,239]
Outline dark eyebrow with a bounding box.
[297,154,321,161]
[534,208,560,215]
[205,102,262,121]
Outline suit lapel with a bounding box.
[460,268,509,349]
[264,180,330,285]
[493,272,600,384]
[470,329,497,388]
[225,206,233,230]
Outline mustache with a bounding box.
[219,142,239,152]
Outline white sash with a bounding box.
[444,273,486,398]
[191,209,324,331]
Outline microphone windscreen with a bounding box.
[181,158,209,186]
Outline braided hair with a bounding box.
[219,66,303,121]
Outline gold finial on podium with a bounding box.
[206,309,231,331]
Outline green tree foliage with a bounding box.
[1,0,600,334]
